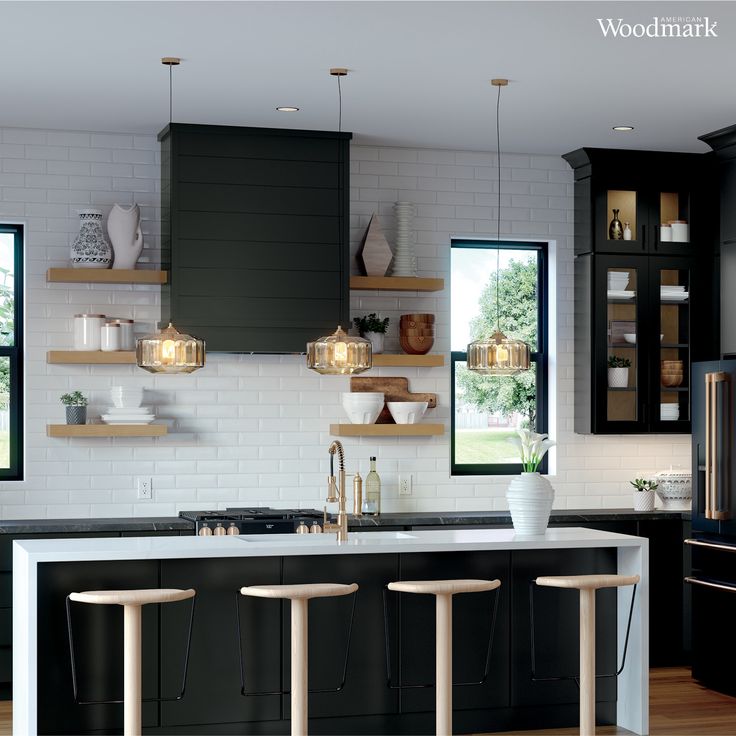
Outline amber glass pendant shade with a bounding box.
[306,325,372,375]
[136,322,205,374]
[467,330,530,376]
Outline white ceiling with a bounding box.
[2,0,735,154]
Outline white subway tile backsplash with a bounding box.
[0,128,691,518]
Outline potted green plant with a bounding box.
[353,313,390,354]
[630,478,658,512]
[60,391,88,425]
[608,355,632,388]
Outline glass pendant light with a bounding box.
[306,325,371,375]
[137,322,205,374]
[135,58,206,374]
[306,69,372,374]
[467,79,531,376]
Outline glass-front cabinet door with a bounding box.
[595,255,647,432]
[649,258,693,432]
[595,187,696,256]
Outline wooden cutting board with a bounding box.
[350,377,437,423]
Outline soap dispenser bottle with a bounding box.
[363,456,381,515]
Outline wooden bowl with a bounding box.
[400,313,435,323]
[400,334,434,355]
[400,327,435,337]
[661,375,684,387]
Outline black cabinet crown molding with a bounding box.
[699,123,736,160]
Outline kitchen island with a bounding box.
[14,528,648,735]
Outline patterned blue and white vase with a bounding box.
[71,209,112,269]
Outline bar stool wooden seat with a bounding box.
[68,588,195,736]
[534,574,640,736]
[240,582,358,736]
[387,578,501,736]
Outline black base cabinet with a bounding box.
[35,548,623,735]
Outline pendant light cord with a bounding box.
[495,82,502,333]
[169,63,173,124]
[337,73,343,133]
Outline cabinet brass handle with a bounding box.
[685,576,736,594]
[685,538,736,553]
[705,371,731,520]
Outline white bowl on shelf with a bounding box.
[623,333,636,344]
[341,392,384,425]
[110,387,144,408]
[387,401,428,424]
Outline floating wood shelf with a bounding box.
[47,424,167,438]
[329,423,444,437]
[47,350,136,365]
[350,276,444,292]
[47,268,167,285]
[371,354,444,367]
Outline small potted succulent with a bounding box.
[630,477,658,512]
[353,313,390,354]
[608,355,631,388]
[60,391,88,425]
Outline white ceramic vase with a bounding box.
[71,209,112,268]
[506,472,555,535]
[107,204,144,270]
[608,367,629,388]
[364,331,385,354]
[391,201,417,277]
[633,490,656,512]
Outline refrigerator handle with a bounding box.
[705,371,732,521]
[685,576,736,594]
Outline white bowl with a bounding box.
[341,393,383,424]
[387,401,428,424]
[342,392,384,403]
[110,388,144,408]
[624,333,636,344]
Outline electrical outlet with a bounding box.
[398,474,413,496]
[137,477,153,500]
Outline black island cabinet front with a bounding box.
[35,548,619,735]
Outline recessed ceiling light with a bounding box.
[612,125,635,132]
[276,106,299,112]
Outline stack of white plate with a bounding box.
[103,386,155,424]
[608,271,630,291]
[607,289,636,300]
[661,285,689,302]
[660,403,680,421]
[102,407,156,425]
[391,202,417,277]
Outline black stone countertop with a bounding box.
[0,508,689,535]
[0,516,193,534]
[349,508,690,527]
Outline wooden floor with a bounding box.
[1,669,733,735]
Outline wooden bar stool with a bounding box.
[240,582,358,736]
[67,588,196,736]
[534,574,639,736]
[387,578,501,736]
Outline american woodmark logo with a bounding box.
[597,16,718,38]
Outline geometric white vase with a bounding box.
[506,472,555,535]
[107,203,144,270]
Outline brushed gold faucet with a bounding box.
[323,440,358,543]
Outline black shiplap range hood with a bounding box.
[159,123,351,353]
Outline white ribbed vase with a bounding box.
[506,472,555,535]
[391,201,417,277]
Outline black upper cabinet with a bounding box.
[562,148,715,257]
[159,123,351,353]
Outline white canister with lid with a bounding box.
[660,224,673,242]
[100,322,121,352]
[74,314,106,351]
[109,319,135,350]
[670,220,689,242]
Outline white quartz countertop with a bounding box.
[14,527,646,563]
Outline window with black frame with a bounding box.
[0,225,23,480]
[451,240,547,476]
